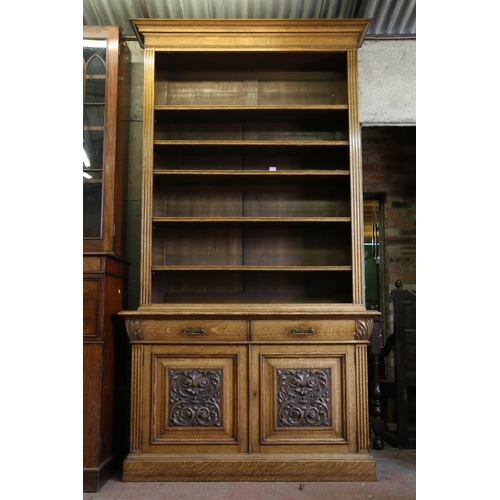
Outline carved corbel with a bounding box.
[125,319,143,340]
[354,319,374,340]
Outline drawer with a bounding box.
[251,319,356,341]
[138,319,248,342]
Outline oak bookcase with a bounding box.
[120,19,379,482]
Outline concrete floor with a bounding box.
[83,447,416,499]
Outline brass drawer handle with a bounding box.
[292,327,316,336]
[183,327,207,335]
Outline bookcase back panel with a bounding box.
[153,182,350,218]
[153,112,348,142]
[154,152,243,170]
[153,147,350,171]
[243,190,350,217]
[243,119,347,141]
[152,226,243,266]
[153,187,243,218]
[154,120,243,141]
[154,51,348,73]
[151,271,243,302]
[243,151,349,171]
[156,78,347,106]
[157,80,244,106]
[151,270,353,304]
[154,51,348,107]
[244,226,351,266]
[152,224,351,267]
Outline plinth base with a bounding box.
[122,453,377,482]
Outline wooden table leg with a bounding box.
[370,319,385,450]
[371,350,385,450]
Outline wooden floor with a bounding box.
[82,447,416,499]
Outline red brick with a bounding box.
[392,173,416,183]
[386,236,415,245]
[364,173,391,182]
[400,227,416,236]
[390,218,415,226]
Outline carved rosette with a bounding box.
[277,369,331,427]
[354,319,374,341]
[125,319,143,340]
[168,369,222,427]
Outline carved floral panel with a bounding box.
[168,369,222,427]
[277,369,331,427]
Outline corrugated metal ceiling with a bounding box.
[83,0,416,39]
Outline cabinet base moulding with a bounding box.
[122,454,377,482]
[83,458,113,493]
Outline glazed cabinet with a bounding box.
[121,19,378,482]
[83,26,130,492]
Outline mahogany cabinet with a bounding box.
[120,19,378,482]
[83,26,130,492]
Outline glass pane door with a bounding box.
[83,40,107,238]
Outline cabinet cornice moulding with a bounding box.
[131,18,371,50]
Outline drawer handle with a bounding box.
[183,327,207,335]
[292,327,316,336]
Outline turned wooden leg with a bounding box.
[369,319,385,450]
[371,351,385,450]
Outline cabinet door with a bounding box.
[83,26,128,256]
[83,278,101,339]
[137,344,248,454]
[251,344,357,454]
[83,38,107,243]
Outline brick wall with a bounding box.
[361,126,416,315]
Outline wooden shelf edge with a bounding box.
[151,217,351,223]
[154,105,349,111]
[150,266,352,271]
[153,170,350,176]
[120,304,379,317]
[154,140,349,147]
